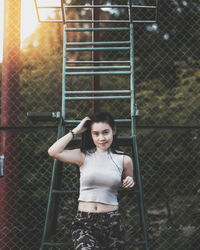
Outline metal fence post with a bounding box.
[0,0,21,249]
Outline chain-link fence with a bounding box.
[0,0,200,249]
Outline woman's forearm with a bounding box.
[48,131,74,157]
[48,116,90,158]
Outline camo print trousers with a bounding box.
[71,210,125,250]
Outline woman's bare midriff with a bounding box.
[78,201,119,213]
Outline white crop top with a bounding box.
[78,148,124,205]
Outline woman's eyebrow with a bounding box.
[91,130,99,133]
[92,129,110,133]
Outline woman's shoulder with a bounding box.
[123,155,133,168]
[110,150,124,167]
[78,148,96,167]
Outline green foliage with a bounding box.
[1,1,200,249]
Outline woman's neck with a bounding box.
[96,147,111,153]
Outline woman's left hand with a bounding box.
[123,176,135,189]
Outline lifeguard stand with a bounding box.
[30,1,158,249]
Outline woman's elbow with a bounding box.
[48,148,56,158]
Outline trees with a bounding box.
[1,1,199,248]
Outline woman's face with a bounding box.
[91,122,115,151]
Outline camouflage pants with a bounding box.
[71,210,125,250]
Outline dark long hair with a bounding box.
[80,111,121,154]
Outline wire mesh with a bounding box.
[0,0,200,249]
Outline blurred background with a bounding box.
[0,0,200,249]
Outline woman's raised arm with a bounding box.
[48,117,90,166]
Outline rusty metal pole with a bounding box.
[92,0,100,113]
[0,0,21,249]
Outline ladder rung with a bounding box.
[115,119,132,123]
[27,112,60,121]
[64,119,132,124]
[42,20,156,24]
[118,135,134,140]
[65,90,131,95]
[65,71,131,76]
[66,47,130,51]
[53,190,78,194]
[65,96,131,100]
[42,242,68,246]
[65,27,130,32]
[66,61,130,64]
[132,20,157,23]
[64,20,132,23]
[66,66,130,70]
[67,41,130,46]
[64,5,156,9]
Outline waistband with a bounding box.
[76,210,120,219]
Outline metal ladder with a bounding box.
[33,1,158,249]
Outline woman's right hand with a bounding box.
[72,117,91,135]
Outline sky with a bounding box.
[0,0,64,62]
[0,0,40,62]
[0,0,115,62]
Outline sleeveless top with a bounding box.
[78,148,124,205]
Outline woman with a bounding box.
[48,112,135,250]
